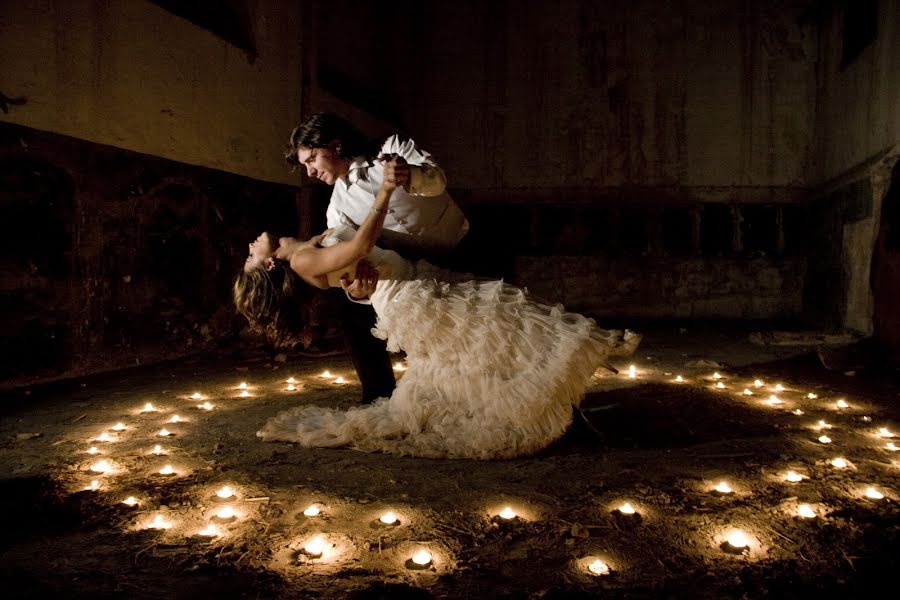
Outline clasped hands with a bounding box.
[379,153,409,191]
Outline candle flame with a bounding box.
[198,401,214,410]
[618,502,636,515]
[286,384,296,391]
[714,481,733,493]
[320,370,332,378]
[238,382,248,389]
[830,457,849,469]
[886,442,899,452]
[807,393,818,399]
[784,471,804,483]
[865,487,884,500]
[628,365,637,379]
[753,379,764,388]
[712,372,722,380]
[742,388,753,395]
[198,524,220,537]
[797,504,816,518]
[818,435,832,444]
[588,559,610,575]
[333,377,346,384]
[112,422,126,431]
[675,375,684,382]
[793,409,804,415]
[498,506,516,519]
[716,382,726,389]
[877,427,895,438]
[379,511,398,524]
[303,505,320,517]
[147,514,172,530]
[861,416,872,422]
[216,506,236,519]
[90,460,111,473]
[725,530,749,549]
[816,420,832,430]
[766,395,783,406]
[774,384,785,392]
[216,486,234,499]
[239,390,250,398]
[122,496,138,507]
[836,399,848,408]
[84,480,100,491]
[142,402,155,412]
[159,465,175,475]
[190,392,203,400]
[158,428,172,437]
[286,377,296,384]
[152,444,164,455]
[303,536,326,557]
[96,432,111,442]
[411,549,432,566]
[169,415,181,423]
[86,446,99,455]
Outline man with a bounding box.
[285,112,469,403]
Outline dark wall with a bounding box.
[0,121,298,386]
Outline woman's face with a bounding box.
[244,232,276,272]
[296,142,350,185]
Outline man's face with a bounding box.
[297,142,349,185]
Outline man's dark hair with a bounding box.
[285,112,376,166]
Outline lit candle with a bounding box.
[86,446,99,455]
[83,480,100,491]
[216,506,236,520]
[877,427,895,438]
[797,504,816,519]
[159,465,175,475]
[807,393,818,399]
[238,382,248,390]
[333,377,346,384]
[714,481,733,494]
[142,402,155,412]
[303,505,320,517]
[96,432,112,442]
[122,496,139,507]
[379,511,398,525]
[784,471,805,483]
[830,457,849,469]
[588,559,610,575]
[617,502,636,515]
[861,416,872,422]
[498,506,517,519]
[147,514,172,530]
[190,392,203,400]
[286,384,296,391]
[320,370,332,378]
[216,486,234,499]
[836,399,848,409]
[197,401,214,410]
[158,428,172,437]
[886,442,899,452]
[753,379,764,388]
[286,377,297,384]
[152,444,165,455]
[766,395,783,406]
[742,388,753,395]
[411,549,432,566]
[815,420,832,430]
[716,382,726,389]
[817,435,832,444]
[393,362,407,372]
[198,524,220,537]
[303,536,325,557]
[713,372,722,380]
[865,487,884,500]
[774,384,785,392]
[792,409,804,415]
[90,460,111,473]
[628,365,637,379]
[238,390,250,398]
[169,415,181,423]
[724,530,750,551]
[675,375,684,383]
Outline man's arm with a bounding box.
[380,135,447,196]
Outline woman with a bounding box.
[234,164,640,459]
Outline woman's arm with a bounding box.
[281,171,397,279]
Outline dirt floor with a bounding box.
[1,325,899,599]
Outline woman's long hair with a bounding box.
[233,261,320,349]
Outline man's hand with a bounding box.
[380,154,410,191]
[341,258,379,299]
[275,229,334,260]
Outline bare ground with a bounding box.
[1,326,899,599]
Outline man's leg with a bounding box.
[338,295,396,403]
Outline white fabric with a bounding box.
[325,135,468,256]
[258,228,639,459]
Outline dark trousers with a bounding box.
[337,292,396,403]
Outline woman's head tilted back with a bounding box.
[233,233,316,348]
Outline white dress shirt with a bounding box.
[325,135,468,257]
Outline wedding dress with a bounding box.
[257,227,640,459]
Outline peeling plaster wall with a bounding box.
[0,0,302,185]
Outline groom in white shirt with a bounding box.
[286,112,469,403]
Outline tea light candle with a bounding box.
[303,505,320,517]
[380,511,398,525]
[793,409,805,416]
[830,457,849,469]
[861,416,872,422]
[90,460,111,473]
[742,388,753,395]
[753,379,764,388]
[141,402,155,412]
[724,530,750,551]
[865,487,884,500]
[411,549,432,566]
[238,390,250,398]
[238,382,248,390]
[86,446,99,455]
[877,427,895,438]
[216,486,234,499]
[157,428,173,437]
[146,514,172,530]
[190,392,203,400]
[303,536,326,557]
[216,506,236,520]
[498,506,517,519]
[588,559,611,575]
[774,384,785,392]
[713,372,722,380]
[836,399,849,409]
[96,432,112,442]
[320,370,332,378]
[151,444,165,455]
[716,382,726,389]
[169,415,181,423]
[197,401,214,410]
[333,377,346,384]
[617,502,637,515]
[807,393,818,399]
[784,471,805,483]
[122,496,139,507]
[714,481,733,494]
[886,442,899,452]
[198,524,220,537]
[628,365,637,379]
[817,435,832,444]
[815,420,833,430]
[766,395,783,406]
[797,504,816,518]
[286,377,297,384]
[159,465,175,475]
[286,384,296,391]
[675,375,684,383]
[83,480,100,491]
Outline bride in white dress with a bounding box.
[234,159,639,459]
